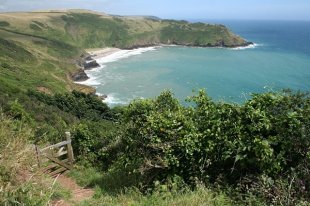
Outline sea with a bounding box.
[80,20,310,106]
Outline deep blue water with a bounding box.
[215,20,310,55]
[83,20,310,105]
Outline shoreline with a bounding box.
[72,46,158,101]
[85,47,122,60]
[72,48,124,83]
[73,43,256,103]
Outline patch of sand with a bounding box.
[85,47,121,59]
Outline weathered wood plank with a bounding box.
[57,150,68,157]
[41,163,59,172]
[66,132,75,164]
[44,155,73,170]
[57,147,68,157]
[49,167,67,176]
[35,145,41,167]
[40,140,71,152]
[41,158,69,172]
[36,132,75,174]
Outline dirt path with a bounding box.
[52,174,94,206]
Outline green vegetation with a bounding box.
[0,21,9,27]
[0,10,249,50]
[0,10,309,205]
[0,10,249,101]
[160,23,245,47]
[2,89,309,205]
[69,167,234,206]
[28,90,113,121]
[0,37,34,62]
[0,111,71,205]
[87,90,308,205]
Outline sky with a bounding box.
[0,0,310,21]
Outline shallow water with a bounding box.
[81,20,310,106]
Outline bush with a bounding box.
[72,120,124,169]
[28,90,114,121]
[117,90,310,198]
[7,100,33,123]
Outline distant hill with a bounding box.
[0,10,250,49]
[0,10,251,95]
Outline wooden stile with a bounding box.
[66,131,75,164]
[36,132,75,176]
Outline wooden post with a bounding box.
[65,132,74,165]
[35,145,41,167]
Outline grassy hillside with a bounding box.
[0,10,249,96]
[3,10,309,206]
[0,27,91,96]
[0,10,249,49]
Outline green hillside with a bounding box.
[1,10,309,206]
[0,10,250,96]
[0,10,249,49]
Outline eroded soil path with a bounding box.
[52,174,94,206]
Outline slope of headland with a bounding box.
[0,9,251,95]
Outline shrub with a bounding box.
[7,100,33,123]
[72,120,124,169]
[28,90,114,121]
[0,21,10,27]
[117,90,310,196]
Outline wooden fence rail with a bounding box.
[35,132,75,176]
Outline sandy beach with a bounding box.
[85,47,121,59]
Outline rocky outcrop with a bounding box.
[71,69,89,82]
[73,53,100,82]
[77,53,100,70]
[83,60,100,70]
[72,54,110,100]
[97,94,108,100]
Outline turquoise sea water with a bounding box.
[83,20,310,105]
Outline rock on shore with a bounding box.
[83,60,100,70]
[71,69,89,82]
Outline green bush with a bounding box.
[7,100,34,124]
[0,21,10,27]
[28,90,114,121]
[116,90,310,198]
[71,119,124,169]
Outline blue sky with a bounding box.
[1,0,310,21]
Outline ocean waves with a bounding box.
[77,47,158,106]
[95,47,158,64]
[229,43,262,50]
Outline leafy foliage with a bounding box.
[1,88,309,204]
[72,119,123,168]
[115,90,310,203]
[0,10,309,204]
[28,90,114,121]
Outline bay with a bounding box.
[84,20,310,105]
